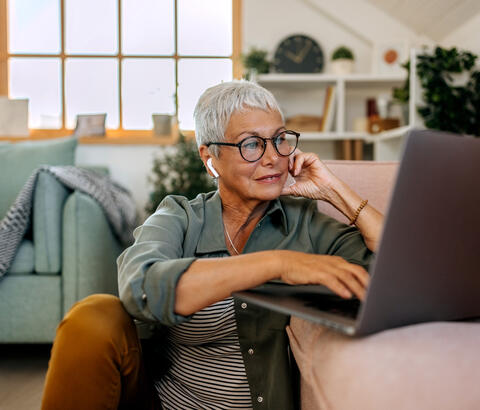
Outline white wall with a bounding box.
[243,0,431,74]
[76,144,166,220]
[441,11,480,56]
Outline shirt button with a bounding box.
[248,348,254,355]
[257,396,263,403]
[141,293,147,302]
[241,302,247,309]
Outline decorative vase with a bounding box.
[152,114,173,136]
[247,68,258,82]
[331,59,354,75]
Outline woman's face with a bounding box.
[213,108,291,203]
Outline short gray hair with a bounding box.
[194,80,284,157]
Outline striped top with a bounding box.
[155,297,253,409]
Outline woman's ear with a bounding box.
[199,145,219,178]
[207,158,219,178]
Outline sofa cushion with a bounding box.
[318,160,399,224]
[288,317,480,410]
[8,239,34,275]
[0,275,62,342]
[0,136,77,219]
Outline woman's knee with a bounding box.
[57,293,137,348]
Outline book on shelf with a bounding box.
[285,114,322,131]
[320,85,336,132]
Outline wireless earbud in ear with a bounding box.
[207,158,219,178]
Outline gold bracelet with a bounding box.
[349,199,368,226]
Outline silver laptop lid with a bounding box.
[356,129,480,336]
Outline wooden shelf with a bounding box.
[364,125,412,142]
[295,131,365,141]
[257,73,406,87]
[257,67,415,161]
[0,133,179,145]
[0,123,194,145]
[289,127,411,142]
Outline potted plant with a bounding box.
[242,47,270,81]
[331,46,355,75]
[393,46,480,136]
[416,46,480,136]
[145,133,217,214]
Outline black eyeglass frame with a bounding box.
[205,130,300,162]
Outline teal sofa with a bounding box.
[0,137,124,343]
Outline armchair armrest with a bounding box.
[33,172,70,274]
[62,190,124,314]
[32,167,111,274]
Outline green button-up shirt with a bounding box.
[117,190,373,410]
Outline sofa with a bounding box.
[288,160,480,410]
[0,137,123,343]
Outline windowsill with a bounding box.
[0,126,195,145]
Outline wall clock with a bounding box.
[273,34,324,73]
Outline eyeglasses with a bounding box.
[205,130,300,162]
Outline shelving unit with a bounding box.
[256,50,421,161]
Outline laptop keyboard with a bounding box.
[302,294,361,319]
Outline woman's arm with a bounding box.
[175,250,369,316]
[282,151,384,252]
[119,196,369,322]
[327,178,383,252]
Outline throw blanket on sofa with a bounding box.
[0,165,138,280]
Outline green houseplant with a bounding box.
[331,46,355,75]
[393,46,480,136]
[332,46,354,61]
[145,134,217,214]
[416,46,480,136]
[242,47,270,80]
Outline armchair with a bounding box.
[0,138,123,343]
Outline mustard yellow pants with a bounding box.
[41,294,161,410]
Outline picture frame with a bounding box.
[373,41,409,75]
[74,113,106,137]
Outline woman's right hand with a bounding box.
[278,251,370,301]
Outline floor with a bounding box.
[0,344,51,410]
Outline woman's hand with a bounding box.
[280,150,384,253]
[279,250,370,300]
[281,150,340,202]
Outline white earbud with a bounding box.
[207,158,219,178]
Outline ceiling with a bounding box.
[365,0,480,41]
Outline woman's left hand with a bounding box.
[281,150,340,202]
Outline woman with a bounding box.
[42,80,383,410]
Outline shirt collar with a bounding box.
[195,190,289,255]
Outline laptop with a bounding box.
[233,129,480,336]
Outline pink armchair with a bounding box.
[288,160,480,410]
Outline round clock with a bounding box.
[273,34,324,73]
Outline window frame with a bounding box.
[0,0,243,144]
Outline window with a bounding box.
[0,0,242,140]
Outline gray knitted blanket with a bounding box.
[0,166,138,280]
